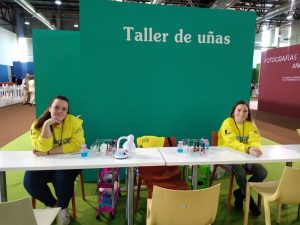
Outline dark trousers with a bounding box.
[230,164,267,196]
[23,169,81,209]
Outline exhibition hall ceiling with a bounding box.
[0,0,299,36]
[0,0,79,34]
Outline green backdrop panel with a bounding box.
[32,30,82,118]
[32,30,96,182]
[80,1,256,145]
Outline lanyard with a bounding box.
[234,120,244,138]
[51,122,64,146]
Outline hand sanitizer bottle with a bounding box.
[177,141,183,153]
[81,144,88,158]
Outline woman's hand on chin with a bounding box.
[45,118,62,126]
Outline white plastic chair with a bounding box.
[147,184,221,225]
[0,197,60,225]
[244,167,300,225]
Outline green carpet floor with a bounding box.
[1,133,300,225]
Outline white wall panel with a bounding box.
[0,27,18,66]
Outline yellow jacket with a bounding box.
[218,117,261,153]
[31,114,85,154]
[137,136,165,148]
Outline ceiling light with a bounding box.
[55,0,62,5]
[24,21,30,25]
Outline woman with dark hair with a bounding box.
[23,95,85,225]
[218,100,267,216]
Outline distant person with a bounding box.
[28,75,35,106]
[218,100,267,216]
[250,80,255,97]
[23,95,85,225]
[11,74,17,83]
[16,76,22,85]
[22,74,30,104]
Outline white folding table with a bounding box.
[159,144,300,220]
[0,148,165,225]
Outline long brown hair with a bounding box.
[230,100,252,122]
[35,96,70,129]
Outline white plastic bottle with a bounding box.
[81,144,88,158]
[177,141,183,153]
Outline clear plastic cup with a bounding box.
[91,139,113,154]
[182,139,190,153]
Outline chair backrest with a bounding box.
[211,131,218,146]
[273,166,300,204]
[148,184,221,225]
[0,197,38,225]
[137,136,176,148]
[137,136,181,180]
[163,137,176,147]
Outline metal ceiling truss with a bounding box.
[1,0,79,31]
[14,0,56,29]
[234,0,284,13]
[1,0,298,34]
[256,18,283,32]
[128,0,299,33]
[28,0,79,11]
[254,0,300,32]
[0,0,15,26]
[229,0,289,32]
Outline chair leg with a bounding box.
[264,198,271,225]
[228,173,234,212]
[31,197,36,209]
[79,172,86,201]
[209,165,218,186]
[276,203,282,224]
[243,184,251,225]
[71,191,76,221]
[135,176,142,212]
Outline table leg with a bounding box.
[192,165,198,190]
[0,171,7,202]
[183,165,189,183]
[126,167,134,225]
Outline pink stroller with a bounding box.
[96,168,121,220]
